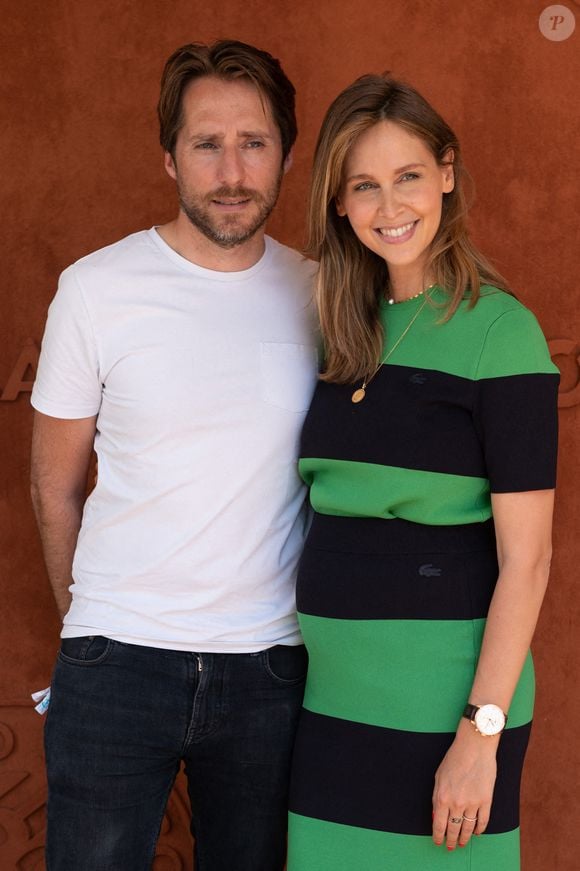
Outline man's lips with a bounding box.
[210,196,254,211]
[212,198,251,205]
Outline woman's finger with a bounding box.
[432,803,447,846]
[457,810,479,847]
[475,803,491,835]
[445,810,464,851]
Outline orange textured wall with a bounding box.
[1,1,578,868]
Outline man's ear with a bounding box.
[441,147,455,193]
[283,148,294,174]
[164,151,177,181]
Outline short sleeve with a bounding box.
[31,265,102,419]
[473,307,559,493]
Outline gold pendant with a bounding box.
[351,388,366,403]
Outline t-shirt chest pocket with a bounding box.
[260,342,319,413]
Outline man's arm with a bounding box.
[30,411,97,619]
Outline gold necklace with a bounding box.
[351,293,430,404]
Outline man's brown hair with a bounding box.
[158,40,297,161]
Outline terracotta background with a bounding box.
[1,0,579,868]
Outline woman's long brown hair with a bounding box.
[309,74,509,384]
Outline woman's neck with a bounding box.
[387,267,433,303]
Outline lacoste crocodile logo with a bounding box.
[418,563,442,577]
[409,373,427,385]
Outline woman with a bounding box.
[287,74,559,870]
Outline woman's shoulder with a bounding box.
[467,286,558,378]
[466,285,528,317]
[456,285,543,338]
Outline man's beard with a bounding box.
[177,172,283,249]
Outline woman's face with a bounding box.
[336,120,454,288]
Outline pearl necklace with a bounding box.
[386,283,435,305]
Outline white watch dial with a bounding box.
[474,704,506,736]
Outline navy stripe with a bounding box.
[302,514,497,554]
[474,373,559,491]
[289,709,530,836]
[297,548,497,620]
[298,516,498,620]
[300,366,558,484]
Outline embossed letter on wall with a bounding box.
[548,339,580,408]
[0,341,39,402]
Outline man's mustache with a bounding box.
[207,187,259,201]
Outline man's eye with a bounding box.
[246,140,265,148]
[196,142,218,150]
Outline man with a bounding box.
[30,40,318,871]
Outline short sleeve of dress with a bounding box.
[473,307,559,493]
[31,265,102,419]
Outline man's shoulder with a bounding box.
[265,236,317,281]
[66,229,156,281]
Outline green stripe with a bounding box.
[299,458,491,525]
[288,813,520,870]
[299,613,534,732]
[380,287,557,380]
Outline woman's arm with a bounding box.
[431,488,554,851]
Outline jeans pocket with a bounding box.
[263,644,308,685]
[58,635,114,666]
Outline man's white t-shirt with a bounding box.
[31,229,319,652]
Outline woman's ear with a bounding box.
[335,195,346,217]
[441,148,455,193]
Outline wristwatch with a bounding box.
[463,703,507,736]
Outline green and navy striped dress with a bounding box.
[288,287,559,870]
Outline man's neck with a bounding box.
[156,213,266,273]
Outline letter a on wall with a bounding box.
[1,339,40,401]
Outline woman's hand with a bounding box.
[432,718,499,851]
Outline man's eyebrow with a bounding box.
[238,130,274,139]
[188,130,274,142]
[187,133,221,143]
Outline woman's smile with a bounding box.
[375,219,419,242]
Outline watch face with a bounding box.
[474,704,506,736]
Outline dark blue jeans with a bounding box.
[45,636,307,870]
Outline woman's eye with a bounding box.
[354,182,375,192]
[399,172,420,182]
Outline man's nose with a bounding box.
[217,147,245,187]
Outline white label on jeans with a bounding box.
[32,686,51,715]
